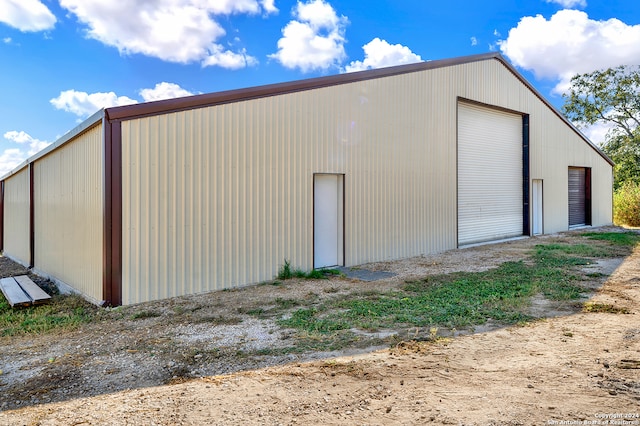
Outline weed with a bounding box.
[194,315,243,325]
[246,308,266,317]
[276,260,342,281]
[586,272,606,278]
[0,294,97,336]
[583,302,630,314]
[613,181,640,226]
[274,298,300,309]
[131,310,162,320]
[276,260,306,280]
[172,306,186,315]
[259,280,282,286]
[305,269,326,279]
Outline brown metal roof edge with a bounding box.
[105,52,503,121]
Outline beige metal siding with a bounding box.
[3,167,30,265]
[120,57,612,304]
[452,60,612,234]
[33,123,103,302]
[121,75,458,304]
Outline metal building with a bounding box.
[0,53,613,306]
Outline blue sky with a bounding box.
[1,0,639,175]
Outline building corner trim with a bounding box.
[0,180,4,253]
[103,115,123,306]
[29,163,35,268]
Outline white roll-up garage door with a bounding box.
[458,102,523,246]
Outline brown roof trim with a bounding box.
[105,52,502,121]
[105,51,613,166]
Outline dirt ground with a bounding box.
[1,227,639,425]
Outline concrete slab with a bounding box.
[335,266,396,282]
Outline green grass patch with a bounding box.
[0,294,97,337]
[279,308,351,333]
[276,243,597,337]
[534,243,608,262]
[341,262,537,330]
[581,231,640,246]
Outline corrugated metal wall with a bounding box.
[0,56,612,307]
[119,57,612,305]
[3,166,30,266]
[121,75,458,304]
[452,60,612,234]
[33,123,104,302]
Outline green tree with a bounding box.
[562,65,640,190]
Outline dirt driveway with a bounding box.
[1,227,639,425]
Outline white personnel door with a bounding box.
[313,174,344,268]
[532,179,543,235]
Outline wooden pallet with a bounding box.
[0,275,51,307]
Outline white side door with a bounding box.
[532,179,543,235]
[313,174,344,268]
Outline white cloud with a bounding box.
[58,0,272,68]
[3,37,11,43]
[0,148,25,176]
[499,10,640,94]
[580,121,616,146]
[471,37,478,46]
[545,0,587,8]
[50,90,137,117]
[0,131,52,176]
[202,46,258,69]
[344,38,422,73]
[51,82,197,116]
[260,0,278,14]
[4,130,50,155]
[269,0,348,72]
[0,0,56,32]
[139,82,194,102]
